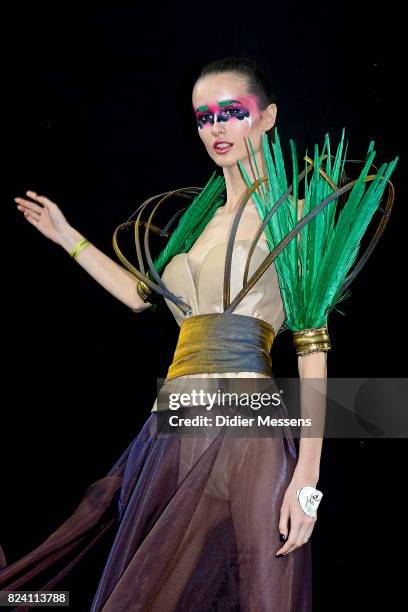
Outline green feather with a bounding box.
[153,171,226,274]
[239,127,398,331]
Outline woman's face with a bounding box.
[192,72,276,168]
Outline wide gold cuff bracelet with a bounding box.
[293,325,331,356]
[137,279,152,302]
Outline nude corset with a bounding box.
[160,238,285,336]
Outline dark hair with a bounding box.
[195,56,278,142]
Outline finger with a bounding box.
[17,204,41,220]
[278,511,314,555]
[285,518,316,554]
[278,506,290,542]
[295,523,312,548]
[22,205,41,220]
[26,191,54,207]
[23,210,39,227]
[276,514,301,556]
[277,526,301,555]
[15,197,44,215]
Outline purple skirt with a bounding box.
[0,403,312,611]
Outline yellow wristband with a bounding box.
[70,238,91,260]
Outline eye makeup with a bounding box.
[194,95,260,129]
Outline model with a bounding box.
[0,56,397,611]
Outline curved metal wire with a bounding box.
[112,188,203,316]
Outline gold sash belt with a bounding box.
[166,313,275,380]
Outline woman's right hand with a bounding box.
[14,191,71,246]
[14,189,151,313]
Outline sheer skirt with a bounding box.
[0,383,312,612]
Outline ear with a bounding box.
[263,103,277,132]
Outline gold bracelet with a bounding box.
[293,325,331,356]
[137,279,152,302]
[70,238,91,260]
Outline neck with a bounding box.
[221,147,267,212]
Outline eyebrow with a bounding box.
[195,99,242,112]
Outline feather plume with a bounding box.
[238,128,398,330]
[154,171,226,274]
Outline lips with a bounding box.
[213,141,234,154]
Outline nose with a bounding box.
[211,116,226,136]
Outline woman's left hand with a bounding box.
[275,473,319,557]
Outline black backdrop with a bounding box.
[2,3,405,611]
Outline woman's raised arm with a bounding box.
[14,190,152,313]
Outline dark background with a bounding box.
[1,2,405,610]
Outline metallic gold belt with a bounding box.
[166,313,275,380]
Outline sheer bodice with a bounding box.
[160,205,285,333]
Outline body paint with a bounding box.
[194,95,260,130]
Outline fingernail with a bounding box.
[279,534,287,542]
[275,554,283,558]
